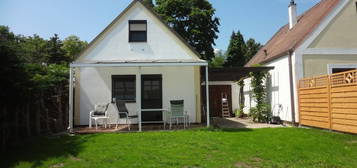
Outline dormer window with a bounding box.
[129,20,147,42]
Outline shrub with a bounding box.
[250,104,271,123]
[234,109,244,118]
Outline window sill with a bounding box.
[128,41,147,43]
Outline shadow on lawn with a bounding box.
[212,117,252,129]
[206,127,254,133]
[0,133,96,168]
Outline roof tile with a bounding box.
[246,0,341,66]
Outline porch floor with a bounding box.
[73,123,205,134]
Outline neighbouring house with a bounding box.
[67,0,211,131]
[244,0,357,123]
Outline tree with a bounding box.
[142,0,154,7]
[210,56,225,68]
[209,49,225,68]
[62,35,88,62]
[154,0,220,60]
[47,34,66,64]
[224,31,246,67]
[0,26,28,103]
[18,34,49,63]
[245,38,262,63]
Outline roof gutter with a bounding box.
[288,49,296,124]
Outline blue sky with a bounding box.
[0,0,320,50]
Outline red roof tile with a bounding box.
[245,0,341,67]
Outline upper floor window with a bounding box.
[129,20,147,42]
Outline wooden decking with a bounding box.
[73,124,204,134]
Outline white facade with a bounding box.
[77,66,199,125]
[243,55,297,122]
[76,2,200,63]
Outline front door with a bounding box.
[141,75,163,122]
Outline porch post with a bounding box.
[137,67,142,131]
[68,67,74,133]
[205,65,210,127]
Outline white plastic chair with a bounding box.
[165,100,188,129]
[89,103,110,130]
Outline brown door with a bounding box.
[202,85,232,118]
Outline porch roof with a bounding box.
[70,59,207,67]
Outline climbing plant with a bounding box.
[249,67,271,122]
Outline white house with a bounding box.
[67,0,210,131]
[244,0,357,123]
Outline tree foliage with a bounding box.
[142,0,154,7]
[0,25,87,151]
[62,35,88,62]
[18,35,49,63]
[47,34,66,64]
[225,31,246,67]
[224,31,262,67]
[154,0,220,60]
[245,38,262,63]
[209,50,225,68]
[209,55,225,68]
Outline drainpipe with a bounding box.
[288,50,296,124]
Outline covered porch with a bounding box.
[68,60,210,132]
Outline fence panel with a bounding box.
[298,70,357,134]
[330,71,357,133]
[298,75,330,129]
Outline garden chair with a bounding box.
[165,100,189,129]
[114,99,138,131]
[89,103,110,130]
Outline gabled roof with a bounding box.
[74,0,204,63]
[245,0,341,67]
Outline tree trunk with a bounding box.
[14,107,19,143]
[64,94,69,130]
[39,90,50,134]
[2,106,8,152]
[25,103,31,137]
[35,100,41,135]
[57,87,63,131]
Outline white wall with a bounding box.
[76,2,200,62]
[242,77,254,114]
[243,55,295,122]
[77,66,198,125]
[207,81,240,111]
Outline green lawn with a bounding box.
[2,128,357,168]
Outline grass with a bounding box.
[2,127,357,168]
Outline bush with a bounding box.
[234,109,243,118]
[250,103,272,123]
[249,107,258,121]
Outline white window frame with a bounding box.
[327,64,357,74]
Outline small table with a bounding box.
[140,108,169,127]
